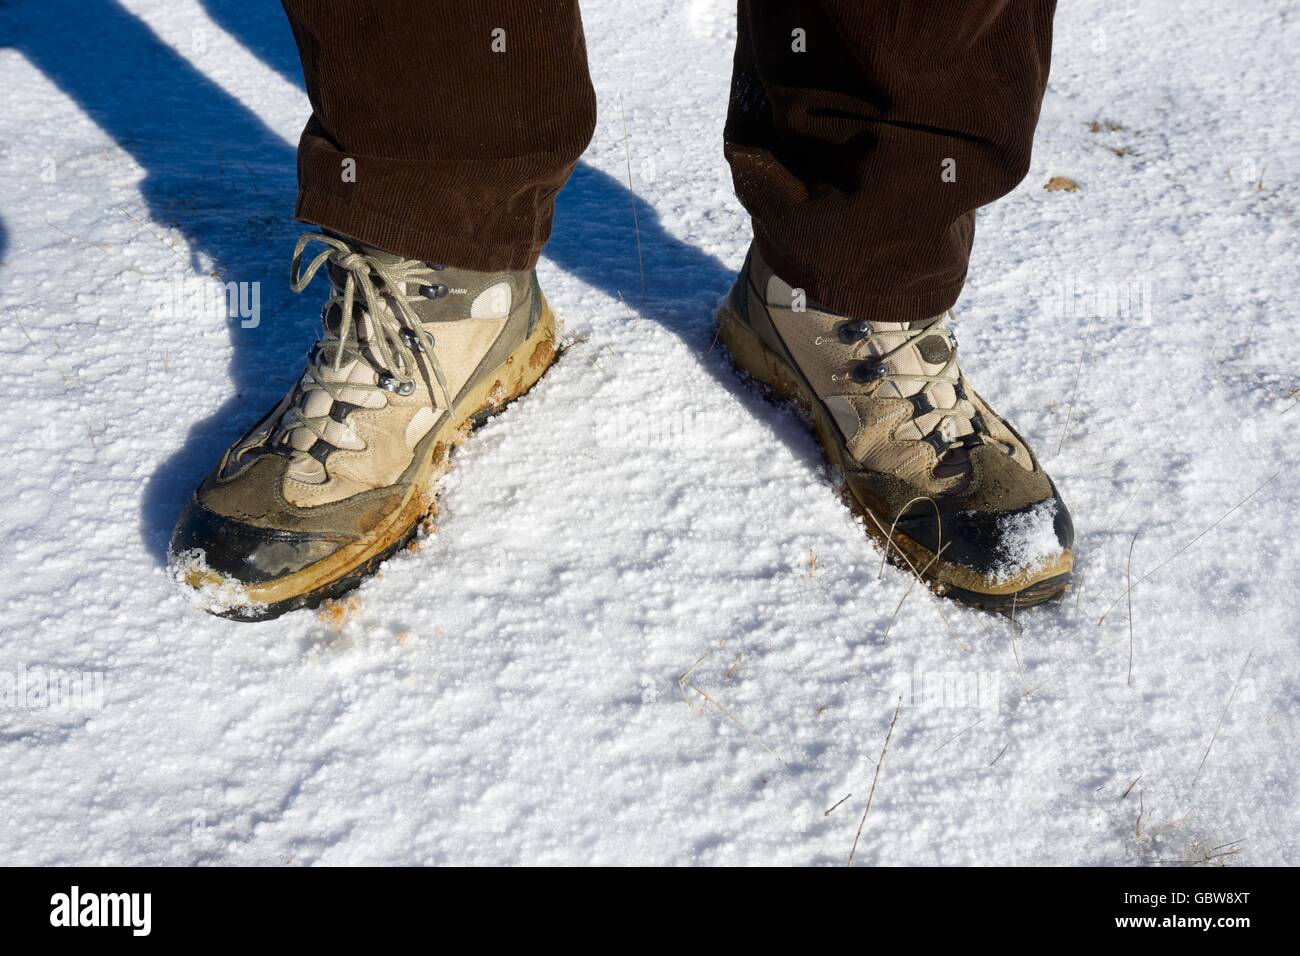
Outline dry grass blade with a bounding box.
[824,793,852,816]
[1120,772,1143,800]
[677,646,784,767]
[878,496,942,580]
[677,648,715,706]
[616,290,637,321]
[1209,839,1244,854]
[1192,651,1253,789]
[707,323,722,354]
[685,680,785,763]
[863,504,966,651]
[1126,532,1138,686]
[1160,841,1243,865]
[1097,468,1281,625]
[881,546,945,642]
[1111,473,1149,529]
[1021,633,1131,699]
[1008,592,1024,680]
[931,716,983,755]
[618,94,647,302]
[1055,341,1090,457]
[44,213,140,271]
[847,696,903,867]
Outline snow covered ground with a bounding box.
[1,0,1297,865]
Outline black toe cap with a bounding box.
[169,499,345,585]
[892,494,1074,576]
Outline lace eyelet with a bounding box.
[399,328,426,353]
[838,320,870,344]
[851,361,884,385]
[419,284,449,300]
[378,375,416,396]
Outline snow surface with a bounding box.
[0,0,1297,865]
[989,501,1064,584]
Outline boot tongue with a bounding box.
[867,317,956,400]
[321,239,409,341]
[333,239,453,325]
[281,244,401,471]
[320,230,404,266]
[326,239,509,327]
[866,316,974,444]
[355,241,404,267]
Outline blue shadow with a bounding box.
[3,0,745,567]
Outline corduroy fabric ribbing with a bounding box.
[282,0,597,271]
[283,1,1054,319]
[724,1,1056,321]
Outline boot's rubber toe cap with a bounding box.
[169,499,347,586]
[892,494,1074,578]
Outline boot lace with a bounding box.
[277,232,455,451]
[831,311,986,455]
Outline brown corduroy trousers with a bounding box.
[282,1,1055,322]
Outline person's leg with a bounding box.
[282,0,597,269]
[725,0,1055,321]
[718,1,1073,609]
[173,3,593,619]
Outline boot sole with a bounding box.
[715,304,1072,611]
[187,300,560,622]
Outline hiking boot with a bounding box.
[717,244,1073,610]
[170,232,558,620]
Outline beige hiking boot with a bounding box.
[170,232,558,620]
[717,245,1073,610]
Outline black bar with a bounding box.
[0,865,1281,942]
